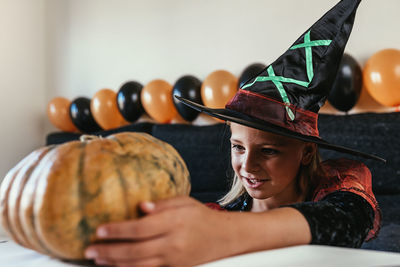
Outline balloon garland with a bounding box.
[47,97,79,132]
[141,79,177,124]
[91,89,130,130]
[70,97,102,133]
[363,49,400,107]
[172,75,202,122]
[238,63,266,89]
[117,81,144,122]
[201,70,238,109]
[328,53,362,112]
[47,50,400,133]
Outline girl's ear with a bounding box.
[301,143,316,165]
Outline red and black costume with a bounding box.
[208,158,380,247]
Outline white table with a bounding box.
[197,245,400,267]
[1,236,400,267]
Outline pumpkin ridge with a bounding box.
[108,136,125,147]
[20,147,59,255]
[111,135,140,219]
[34,142,83,258]
[124,133,190,196]
[76,142,95,249]
[75,138,129,258]
[10,146,55,249]
[114,161,130,220]
[75,145,112,244]
[0,150,39,245]
[112,155,143,219]
[149,155,176,186]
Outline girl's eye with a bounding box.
[231,144,244,152]
[261,148,278,155]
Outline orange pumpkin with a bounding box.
[0,132,190,260]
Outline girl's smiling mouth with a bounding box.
[242,176,270,188]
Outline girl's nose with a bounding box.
[241,151,260,173]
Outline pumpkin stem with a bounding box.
[79,135,102,142]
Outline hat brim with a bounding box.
[175,96,386,163]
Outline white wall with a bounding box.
[45,0,400,104]
[0,0,46,178]
[1,0,399,183]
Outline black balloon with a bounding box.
[70,97,102,133]
[239,63,266,88]
[328,54,362,112]
[172,75,202,121]
[117,81,144,122]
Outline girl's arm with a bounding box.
[288,191,374,248]
[84,196,311,267]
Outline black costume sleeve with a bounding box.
[288,191,374,248]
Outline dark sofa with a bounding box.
[46,112,400,253]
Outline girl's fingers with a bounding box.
[96,196,200,240]
[92,256,164,267]
[93,258,114,266]
[95,212,170,240]
[116,257,164,267]
[85,237,165,261]
[139,196,198,214]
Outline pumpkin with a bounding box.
[0,132,190,260]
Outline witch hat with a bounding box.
[176,0,385,163]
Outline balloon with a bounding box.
[117,81,144,122]
[328,54,362,112]
[91,89,129,130]
[172,75,202,122]
[141,79,177,123]
[201,70,238,109]
[239,63,266,88]
[353,83,392,112]
[47,97,78,132]
[70,97,102,133]
[363,49,400,107]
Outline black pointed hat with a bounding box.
[176,0,385,162]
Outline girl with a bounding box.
[84,0,383,266]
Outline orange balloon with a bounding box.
[47,97,78,132]
[141,79,177,123]
[363,49,400,107]
[91,89,129,130]
[201,70,238,108]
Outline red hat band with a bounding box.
[226,89,319,137]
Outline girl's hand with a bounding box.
[84,196,238,267]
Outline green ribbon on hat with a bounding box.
[291,31,332,82]
[267,66,295,121]
[242,30,332,121]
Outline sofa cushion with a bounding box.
[375,194,400,226]
[152,123,232,203]
[318,113,400,195]
[360,194,400,252]
[46,122,154,145]
[190,191,229,204]
[361,223,400,252]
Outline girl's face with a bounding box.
[230,122,314,203]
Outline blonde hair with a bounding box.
[218,148,323,207]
